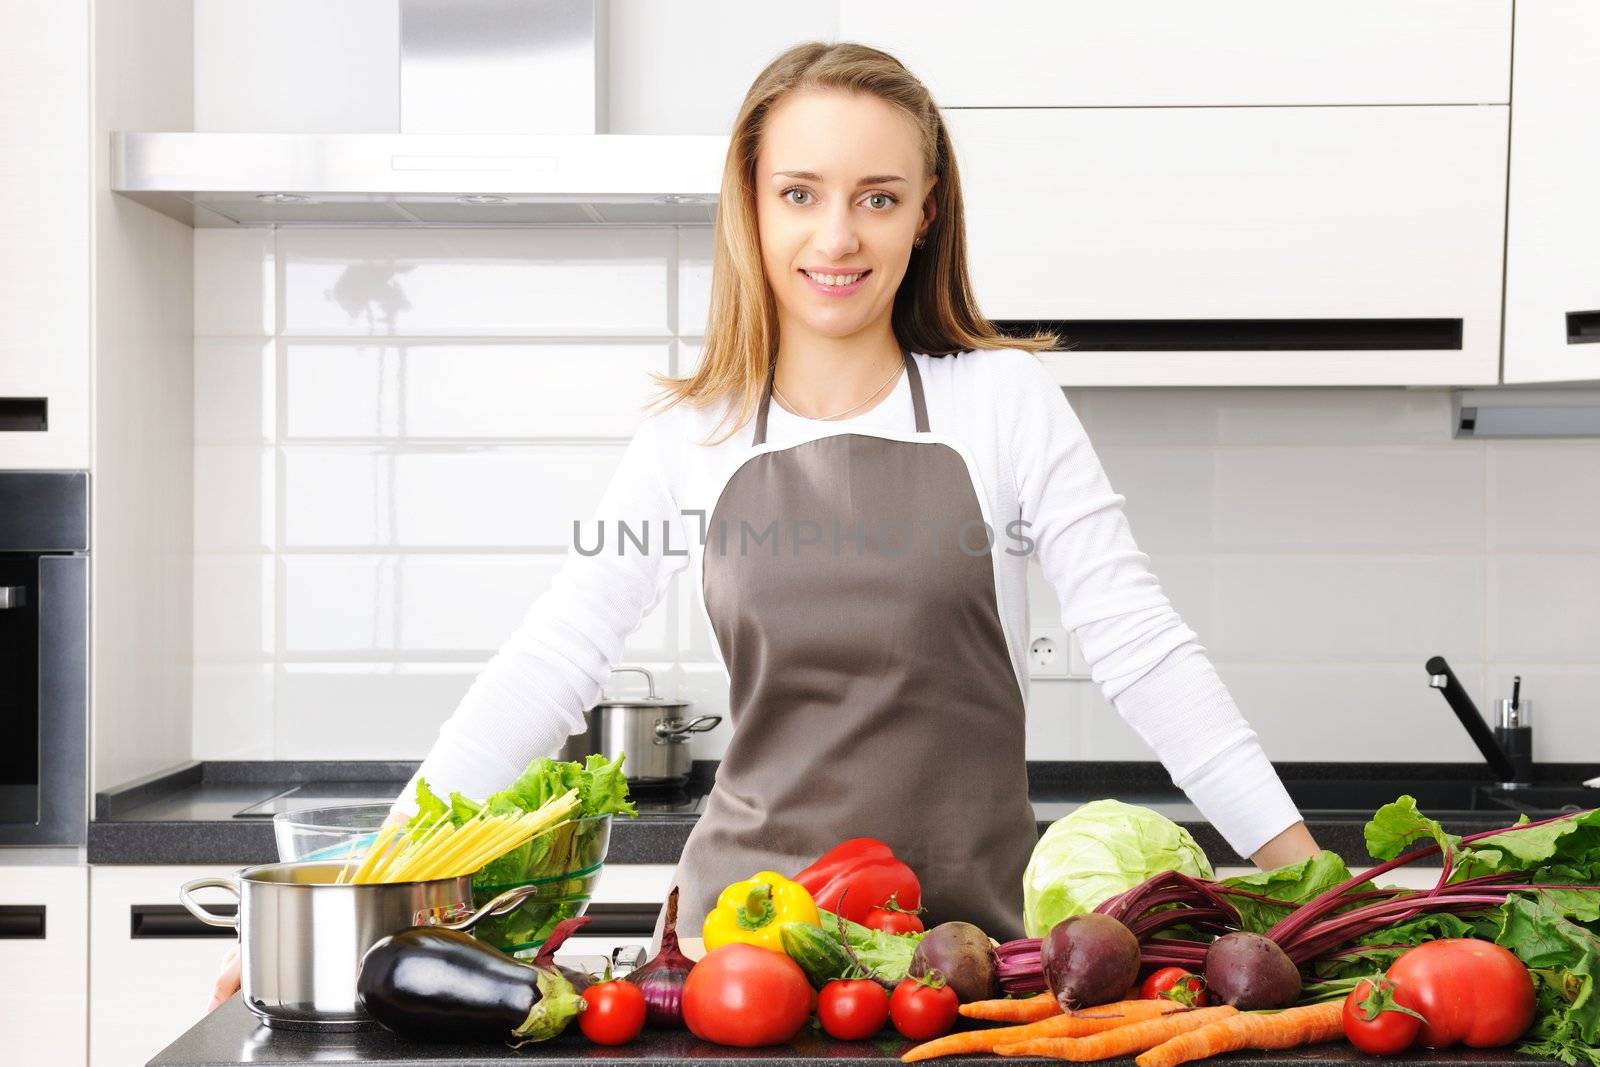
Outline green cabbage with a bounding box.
[1022,799,1213,937]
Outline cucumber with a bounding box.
[779,921,852,989]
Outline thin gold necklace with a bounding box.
[772,358,903,421]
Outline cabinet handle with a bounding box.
[0,905,46,939]
[996,318,1462,352]
[0,397,48,432]
[0,586,25,610]
[1568,310,1600,345]
[131,904,239,939]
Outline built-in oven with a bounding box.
[0,472,88,846]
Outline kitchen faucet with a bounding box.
[1425,656,1533,788]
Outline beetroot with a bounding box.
[1204,931,1301,1009]
[1040,913,1141,1010]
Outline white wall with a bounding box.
[190,226,1600,767]
[92,0,195,792]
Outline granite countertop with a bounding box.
[89,759,1600,869]
[152,997,1562,1067]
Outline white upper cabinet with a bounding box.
[947,106,1508,386]
[839,1,1511,107]
[0,2,91,468]
[1503,1,1600,383]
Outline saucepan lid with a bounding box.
[591,665,688,710]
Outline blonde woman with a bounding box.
[208,41,1317,1011]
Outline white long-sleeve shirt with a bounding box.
[398,348,1304,859]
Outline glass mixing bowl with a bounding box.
[273,803,390,863]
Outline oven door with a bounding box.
[0,556,40,827]
[0,554,86,845]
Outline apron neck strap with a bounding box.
[753,348,929,446]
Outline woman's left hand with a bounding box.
[1249,821,1321,870]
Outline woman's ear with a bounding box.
[919,173,939,238]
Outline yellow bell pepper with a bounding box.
[702,870,820,953]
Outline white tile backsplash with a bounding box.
[279,229,676,337]
[194,227,1600,768]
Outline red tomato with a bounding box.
[862,907,925,935]
[1386,939,1535,1049]
[1341,977,1424,1056]
[818,979,891,1040]
[889,978,959,1041]
[682,943,813,1047]
[1139,967,1209,1007]
[578,980,646,1045]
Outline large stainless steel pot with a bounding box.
[179,861,549,1031]
[558,666,720,786]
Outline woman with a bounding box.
[209,40,1317,1010]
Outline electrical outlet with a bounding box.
[1029,626,1089,679]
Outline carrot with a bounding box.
[995,1005,1238,1061]
[1133,1001,1345,1067]
[899,1000,1183,1063]
[959,991,1060,1022]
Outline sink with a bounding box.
[1480,785,1600,817]
[1286,779,1489,816]
[1285,779,1599,819]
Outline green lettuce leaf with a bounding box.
[1221,850,1353,933]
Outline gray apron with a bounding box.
[665,349,1036,943]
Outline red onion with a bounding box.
[624,887,693,1028]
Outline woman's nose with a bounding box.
[813,204,859,261]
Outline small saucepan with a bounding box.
[558,666,721,787]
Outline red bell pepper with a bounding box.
[794,838,922,924]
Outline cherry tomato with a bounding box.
[578,979,647,1045]
[818,979,891,1040]
[1341,977,1424,1056]
[682,943,813,1047]
[862,907,925,935]
[1386,939,1535,1049]
[889,977,959,1041]
[1139,967,1209,1007]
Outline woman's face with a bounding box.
[754,89,937,345]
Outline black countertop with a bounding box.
[152,997,1562,1067]
[91,760,1600,869]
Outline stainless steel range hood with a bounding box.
[111,0,726,227]
[112,131,726,227]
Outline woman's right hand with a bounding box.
[206,942,240,1012]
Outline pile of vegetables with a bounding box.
[1003,797,1600,1065]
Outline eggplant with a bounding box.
[357,920,586,1044]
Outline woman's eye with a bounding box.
[777,187,896,207]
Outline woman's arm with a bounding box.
[1004,352,1309,864]
[391,411,691,814]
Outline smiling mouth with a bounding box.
[800,268,870,288]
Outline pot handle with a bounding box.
[605,665,659,701]
[178,876,241,929]
[654,714,723,741]
[433,882,547,933]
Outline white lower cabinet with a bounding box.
[0,865,88,1066]
[89,865,240,1067]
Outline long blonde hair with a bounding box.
[648,41,1056,443]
